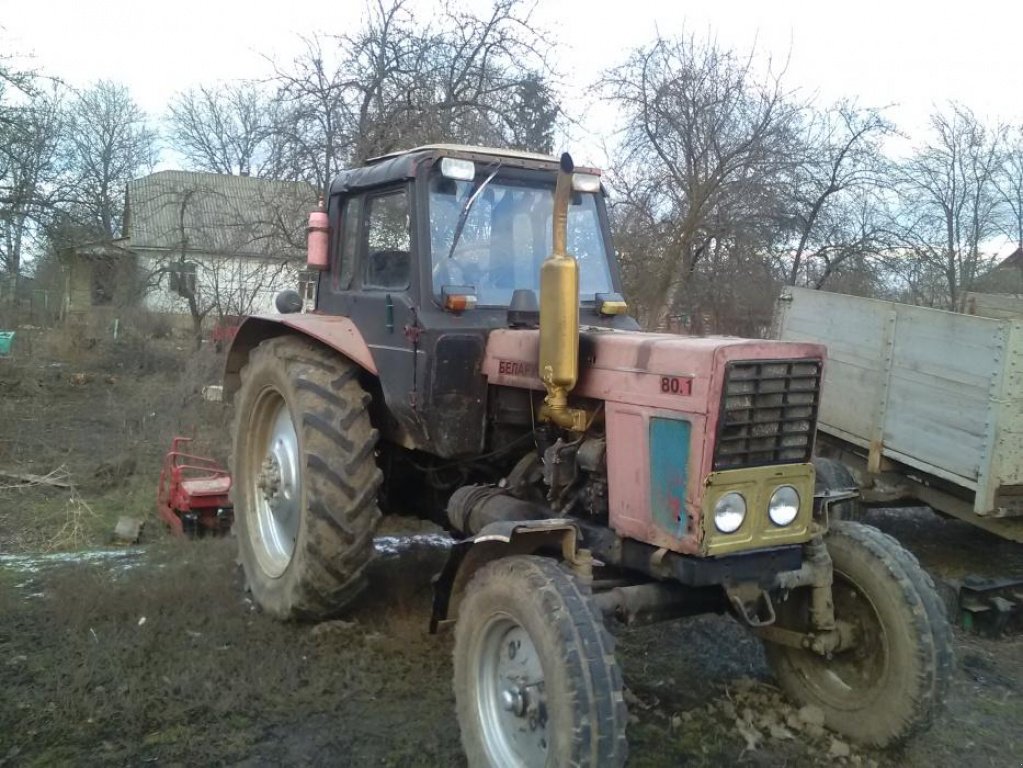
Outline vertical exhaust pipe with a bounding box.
[539,153,587,432]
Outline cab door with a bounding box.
[320,184,428,447]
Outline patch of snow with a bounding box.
[0,548,145,574]
[372,533,455,557]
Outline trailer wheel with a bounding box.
[813,457,862,521]
[764,521,952,747]
[231,336,382,619]
[453,556,627,768]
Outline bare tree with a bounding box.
[0,84,67,288]
[266,0,557,189]
[268,33,359,189]
[995,125,1023,250]
[65,80,156,238]
[784,103,894,287]
[895,103,1004,309]
[600,32,800,328]
[167,83,280,177]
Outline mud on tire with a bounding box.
[765,521,953,747]
[231,336,382,620]
[453,556,628,768]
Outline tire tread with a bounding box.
[231,336,382,620]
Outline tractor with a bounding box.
[223,145,952,766]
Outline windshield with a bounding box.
[428,172,614,306]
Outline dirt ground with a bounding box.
[2,328,1023,766]
[2,514,1022,767]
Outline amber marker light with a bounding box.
[441,285,478,313]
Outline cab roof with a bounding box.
[328,144,602,197]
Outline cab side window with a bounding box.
[363,190,411,290]
[333,195,362,291]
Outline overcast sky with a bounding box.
[3,0,1022,167]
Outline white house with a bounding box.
[62,170,318,335]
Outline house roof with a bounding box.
[124,171,317,257]
[998,245,1023,269]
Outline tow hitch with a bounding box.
[730,536,859,656]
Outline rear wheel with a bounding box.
[764,522,952,746]
[232,336,382,619]
[453,556,628,767]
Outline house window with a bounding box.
[363,190,411,290]
[298,269,318,302]
[169,262,198,297]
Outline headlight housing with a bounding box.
[713,492,747,533]
[768,485,800,526]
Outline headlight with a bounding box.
[713,492,746,533]
[571,172,602,192]
[440,157,475,181]
[768,485,800,526]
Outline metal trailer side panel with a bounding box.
[991,321,1023,493]
[776,288,1013,512]
[882,306,1005,500]
[775,288,889,446]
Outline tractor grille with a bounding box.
[713,359,822,471]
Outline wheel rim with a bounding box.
[476,613,549,767]
[785,570,890,709]
[247,387,301,578]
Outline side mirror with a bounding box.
[275,290,303,314]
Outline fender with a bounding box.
[430,519,589,633]
[224,314,377,400]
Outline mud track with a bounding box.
[2,511,1022,767]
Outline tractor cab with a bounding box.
[304,146,637,458]
[314,145,631,319]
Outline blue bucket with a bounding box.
[0,331,14,357]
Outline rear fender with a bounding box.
[430,520,585,633]
[224,314,377,401]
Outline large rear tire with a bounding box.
[764,521,953,747]
[231,336,382,619]
[453,556,628,768]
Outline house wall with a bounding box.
[136,250,304,318]
[975,265,1023,296]
[64,257,93,313]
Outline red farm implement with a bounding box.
[157,437,233,537]
[210,315,243,352]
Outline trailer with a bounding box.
[775,286,1023,542]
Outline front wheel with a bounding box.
[764,521,953,747]
[453,556,628,768]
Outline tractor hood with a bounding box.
[484,327,827,414]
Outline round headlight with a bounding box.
[769,485,800,526]
[713,492,746,533]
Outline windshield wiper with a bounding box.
[446,163,502,261]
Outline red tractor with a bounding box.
[156,437,233,537]
[223,146,951,766]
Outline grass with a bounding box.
[0,536,464,767]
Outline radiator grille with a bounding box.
[713,359,822,471]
